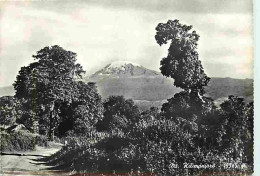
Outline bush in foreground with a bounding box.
[0,131,36,152]
[45,96,253,175]
[0,129,50,152]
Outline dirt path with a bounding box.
[0,145,70,176]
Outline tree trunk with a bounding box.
[48,110,54,141]
[48,102,55,141]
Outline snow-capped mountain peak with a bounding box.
[88,61,160,79]
[103,61,142,73]
[107,61,141,69]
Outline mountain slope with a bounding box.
[85,61,253,103]
[205,77,253,104]
[85,61,181,101]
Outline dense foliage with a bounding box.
[96,96,140,133]
[46,95,253,175]
[57,82,104,136]
[0,96,21,126]
[13,45,103,140]
[155,19,210,93]
[0,131,36,151]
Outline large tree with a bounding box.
[13,45,86,140]
[154,20,224,174]
[155,19,214,129]
[155,19,210,94]
[155,19,253,174]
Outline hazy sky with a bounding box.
[0,0,253,87]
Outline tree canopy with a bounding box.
[13,45,103,140]
[96,96,140,133]
[155,19,210,94]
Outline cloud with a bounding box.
[78,0,252,14]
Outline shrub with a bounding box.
[45,95,253,175]
[0,131,36,152]
[96,96,140,133]
[44,132,106,171]
[35,134,49,147]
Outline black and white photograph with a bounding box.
[0,0,255,175]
